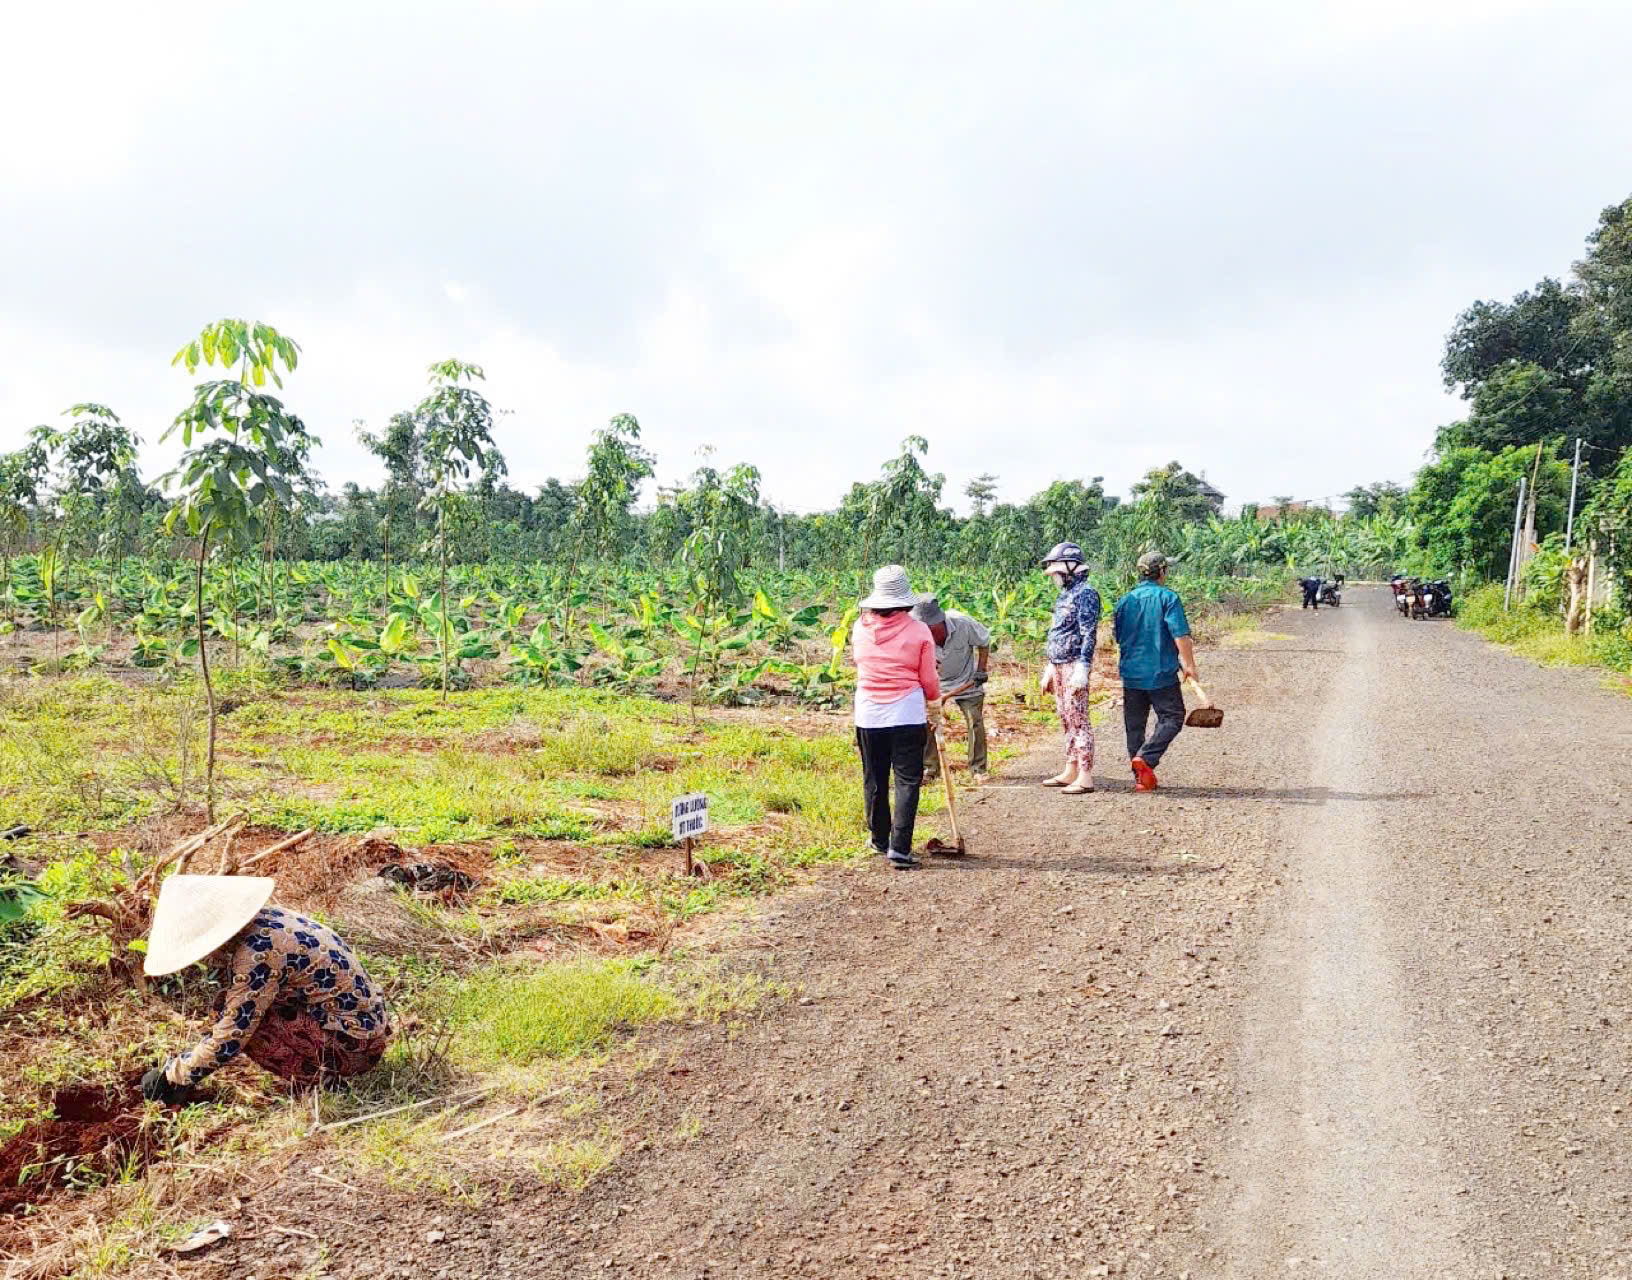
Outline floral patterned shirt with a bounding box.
[1045,573,1102,668]
[163,906,388,1086]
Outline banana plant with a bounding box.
[129,619,169,668]
[764,658,848,707]
[209,609,272,662]
[506,619,580,686]
[709,656,771,705]
[827,605,858,679]
[585,620,662,691]
[487,594,529,648]
[751,586,824,652]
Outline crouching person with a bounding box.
[140,875,391,1103]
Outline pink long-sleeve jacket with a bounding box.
[852,611,940,704]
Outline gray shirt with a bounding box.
[936,610,991,700]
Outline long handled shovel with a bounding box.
[924,727,967,856]
[1183,677,1224,728]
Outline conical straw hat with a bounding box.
[144,875,275,976]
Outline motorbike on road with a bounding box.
[1409,579,1454,619]
[1403,581,1455,620]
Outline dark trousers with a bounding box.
[1301,582,1319,609]
[856,724,927,856]
[1123,683,1185,768]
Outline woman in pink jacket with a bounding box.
[851,566,941,869]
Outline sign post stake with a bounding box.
[671,792,709,879]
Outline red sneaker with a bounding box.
[1131,758,1158,792]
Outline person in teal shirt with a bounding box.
[1112,552,1200,792]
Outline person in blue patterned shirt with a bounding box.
[140,876,390,1102]
[1037,541,1102,795]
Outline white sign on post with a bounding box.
[671,793,709,842]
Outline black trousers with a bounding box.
[856,724,927,856]
[1123,683,1185,768]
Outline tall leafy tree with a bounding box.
[413,359,504,700]
[53,403,141,634]
[1579,448,1632,604]
[163,320,317,820]
[357,411,425,604]
[676,460,761,711]
[1343,482,1408,521]
[1410,444,1569,580]
[1033,477,1109,550]
[0,440,51,628]
[575,413,655,566]
[1126,461,1218,561]
[964,472,999,517]
[856,436,947,568]
[562,413,654,659]
[24,405,141,639]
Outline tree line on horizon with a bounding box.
[2,197,1630,604]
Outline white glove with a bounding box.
[1040,665,1056,693]
[1067,663,1090,693]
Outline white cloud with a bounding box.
[2,0,1630,517]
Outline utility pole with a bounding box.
[1565,436,1583,553]
[1517,441,1543,598]
[1504,477,1526,612]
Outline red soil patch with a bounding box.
[0,1080,151,1216]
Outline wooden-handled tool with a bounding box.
[925,727,967,855]
[1183,677,1224,728]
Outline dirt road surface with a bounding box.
[197,589,1632,1279]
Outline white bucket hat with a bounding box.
[858,565,922,611]
[144,874,275,977]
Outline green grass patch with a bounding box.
[534,1136,619,1190]
[446,958,679,1064]
[492,875,635,905]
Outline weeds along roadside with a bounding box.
[1453,582,1632,691]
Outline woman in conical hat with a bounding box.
[139,875,391,1103]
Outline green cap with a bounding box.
[1136,551,1171,579]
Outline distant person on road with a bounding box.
[1113,552,1199,793]
[911,595,990,781]
[1299,576,1322,610]
[1038,541,1102,795]
[851,566,940,870]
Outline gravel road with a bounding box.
[193,589,1632,1279]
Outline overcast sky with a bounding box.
[4,1,1631,515]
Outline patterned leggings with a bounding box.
[1050,663,1095,773]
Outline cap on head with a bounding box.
[910,595,946,627]
[1039,541,1084,571]
[1136,551,1171,580]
